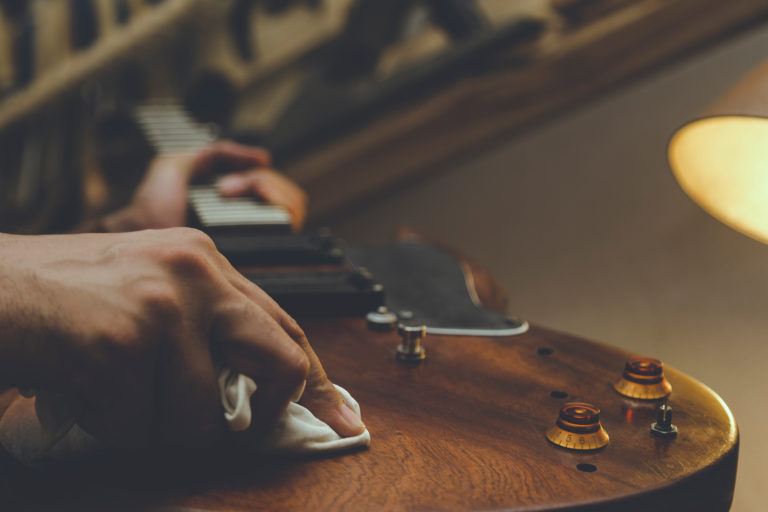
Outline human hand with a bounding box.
[103,142,307,233]
[0,229,363,444]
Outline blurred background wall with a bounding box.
[330,22,768,512]
[2,1,767,508]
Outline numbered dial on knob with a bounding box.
[613,356,672,400]
[546,402,610,451]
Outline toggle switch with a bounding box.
[650,403,678,438]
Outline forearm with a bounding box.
[0,234,56,387]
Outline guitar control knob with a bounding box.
[546,402,609,450]
[613,356,672,400]
[366,306,397,331]
[396,324,427,363]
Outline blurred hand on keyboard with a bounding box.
[101,142,307,232]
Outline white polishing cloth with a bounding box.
[0,369,370,466]
[218,368,370,453]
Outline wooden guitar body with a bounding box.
[168,320,737,512]
[0,240,738,511]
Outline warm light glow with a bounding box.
[669,116,768,244]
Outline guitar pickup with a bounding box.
[243,269,385,317]
[212,231,346,266]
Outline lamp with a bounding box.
[669,60,768,243]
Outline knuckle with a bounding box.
[174,227,217,250]
[90,317,152,365]
[169,250,208,275]
[281,314,305,341]
[136,281,183,323]
[158,245,213,277]
[280,345,310,385]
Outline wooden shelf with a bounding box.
[282,0,768,223]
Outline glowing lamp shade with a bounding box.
[669,116,768,244]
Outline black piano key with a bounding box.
[115,0,130,24]
[230,0,256,61]
[12,12,34,86]
[71,0,99,49]
[0,0,25,19]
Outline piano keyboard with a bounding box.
[132,100,380,316]
[133,102,218,154]
[188,185,291,232]
[133,100,292,233]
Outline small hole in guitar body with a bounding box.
[550,390,568,399]
[577,463,598,473]
[537,347,554,356]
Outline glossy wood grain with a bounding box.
[0,235,737,511]
[176,322,737,511]
[0,321,737,511]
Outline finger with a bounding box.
[249,182,305,231]
[277,314,366,438]
[72,361,156,443]
[215,173,253,196]
[217,268,364,437]
[191,141,272,177]
[155,330,225,444]
[217,168,302,200]
[213,297,310,434]
[261,177,307,231]
[217,170,307,231]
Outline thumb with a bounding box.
[279,317,366,438]
[216,174,250,196]
[191,141,272,177]
[299,364,366,438]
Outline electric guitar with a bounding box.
[0,102,738,511]
[0,228,738,511]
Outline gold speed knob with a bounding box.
[613,356,672,400]
[546,402,609,451]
